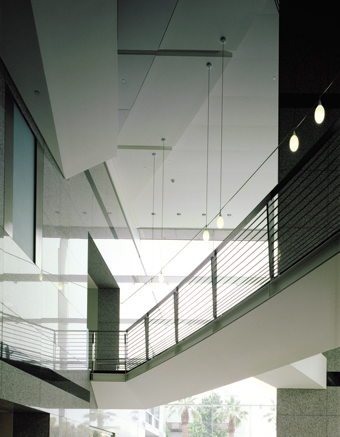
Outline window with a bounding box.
[4,88,43,264]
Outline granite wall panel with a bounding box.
[277,348,340,437]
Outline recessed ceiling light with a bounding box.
[177,213,181,216]
[202,213,206,216]
[273,76,277,81]
[171,179,175,183]
[122,79,126,83]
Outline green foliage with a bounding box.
[262,399,276,424]
[167,393,248,437]
[167,396,202,424]
[188,393,228,437]
[189,417,209,437]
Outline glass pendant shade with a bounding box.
[158,272,164,283]
[289,131,299,152]
[314,101,325,124]
[217,214,224,229]
[203,229,210,241]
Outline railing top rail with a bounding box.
[127,115,340,334]
[88,330,126,334]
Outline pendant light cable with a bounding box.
[206,63,211,226]
[217,37,226,229]
[151,153,156,283]
[220,38,225,213]
[203,63,212,241]
[159,138,166,282]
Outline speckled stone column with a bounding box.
[277,348,340,436]
[97,287,120,370]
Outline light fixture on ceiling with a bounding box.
[217,37,226,229]
[58,280,63,291]
[158,138,166,283]
[150,152,156,290]
[314,100,325,124]
[289,131,299,152]
[203,62,212,242]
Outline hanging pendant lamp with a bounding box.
[314,100,325,124]
[289,131,299,152]
[217,36,226,229]
[203,62,212,241]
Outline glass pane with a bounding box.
[13,104,35,260]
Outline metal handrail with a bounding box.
[3,117,340,374]
[123,115,340,372]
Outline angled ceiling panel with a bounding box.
[118,55,228,147]
[31,0,119,179]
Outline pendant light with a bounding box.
[289,131,299,152]
[217,36,226,229]
[314,100,325,124]
[150,152,156,290]
[203,62,212,242]
[158,138,165,283]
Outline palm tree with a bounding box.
[167,397,201,437]
[262,399,276,425]
[85,409,116,429]
[223,395,248,437]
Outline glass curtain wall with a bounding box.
[91,379,276,437]
[165,378,276,437]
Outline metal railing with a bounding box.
[1,312,89,370]
[121,116,340,372]
[89,330,126,372]
[2,118,340,375]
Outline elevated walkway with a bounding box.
[91,234,340,408]
[90,116,340,408]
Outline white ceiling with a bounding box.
[112,0,278,232]
[0,0,278,231]
[0,0,279,319]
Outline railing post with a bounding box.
[174,288,179,344]
[91,331,96,372]
[145,314,149,361]
[53,331,56,370]
[266,199,275,279]
[124,332,128,373]
[211,251,217,319]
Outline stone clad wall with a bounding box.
[277,348,340,436]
